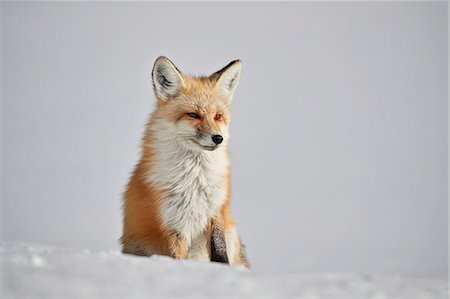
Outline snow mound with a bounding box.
[1,241,447,298]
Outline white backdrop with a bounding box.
[1,2,447,278]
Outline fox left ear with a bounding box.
[210,60,242,99]
[152,56,184,101]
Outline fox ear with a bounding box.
[152,56,184,100]
[210,60,242,98]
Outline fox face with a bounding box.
[151,57,242,151]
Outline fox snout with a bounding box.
[193,132,225,151]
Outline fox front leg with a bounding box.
[210,218,229,264]
[167,232,188,260]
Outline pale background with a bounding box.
[1,2,447,278]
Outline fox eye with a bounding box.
[215,114,222,120]
[187,113,200,119]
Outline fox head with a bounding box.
[150,56,242,151]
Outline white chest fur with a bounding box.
[146,121,228,245]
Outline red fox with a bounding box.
[120,56,248,267]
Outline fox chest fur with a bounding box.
[147,120,229,245]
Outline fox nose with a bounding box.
[212,135,223,145]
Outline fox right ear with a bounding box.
[210,60,242,99]
[152,56,184,100]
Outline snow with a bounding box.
[1,241,447,298]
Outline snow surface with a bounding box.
[1,241,447,298]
